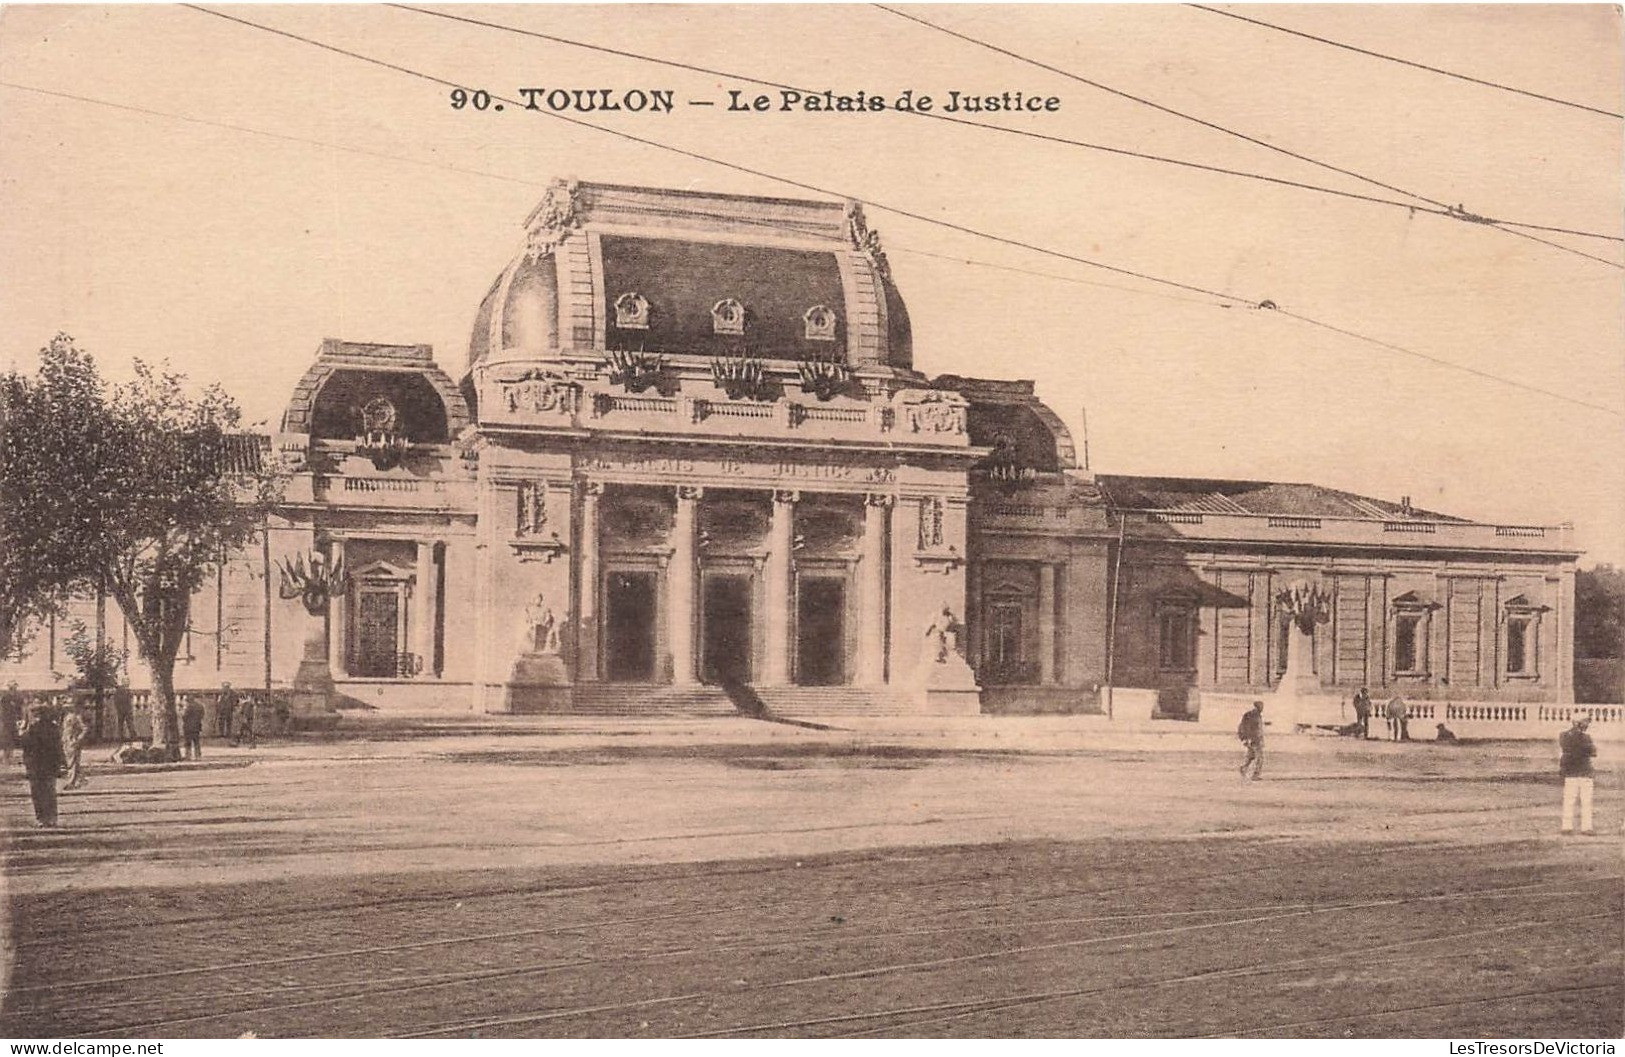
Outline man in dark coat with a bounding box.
[216,682,238,740]
[1352,687,1372,739]
[1237,701,1265,781]
[182,695,206,760]
[112,681,137,742]
[1559,715,1597,836]
[232,691,257,749]
[20,706,65,827]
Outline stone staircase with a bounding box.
[518,683,982,719]
[534,684,740,717]
[755,686,957,719]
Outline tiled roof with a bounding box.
[1096,475,1471,522]
[219,433,269,475]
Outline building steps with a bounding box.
[522,683,981,718]
[544,683,740,717]
[754,686,942,718]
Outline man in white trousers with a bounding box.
[1558,715,1597,836]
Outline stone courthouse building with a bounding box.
[5,181,1582,717]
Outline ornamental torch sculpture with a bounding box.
[277,551,350,706]
[1274,580,1332,700]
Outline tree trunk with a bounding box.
[149,664,182,762]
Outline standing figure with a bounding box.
[272,694,292,737]
[1352,686,1372,739]
[1,682,24,764]
[60,707,89,790]
[1385,695,1410,741]
[19,706,65,827]
[1237,701,1265,781]
[1559,715,1597,836]
[182,695,206,760]
[233,692,257,749]
[216,682,238,740]
[112,681,137,742]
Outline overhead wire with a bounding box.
[0,79,1227,312]
[870,4,1623,269]
[1187,4,1624,120]
[391,3,1621,246]
[171,4,1625,418]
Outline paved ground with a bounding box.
[1,715,1620,1038]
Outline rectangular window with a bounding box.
[1395,614,1422,673]
[1506,616,1532,676]
[1157,608,1196,671]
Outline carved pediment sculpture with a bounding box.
[523,178,582,260]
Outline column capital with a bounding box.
[676,485,704,502]
[580,479,606,498]
[772,488,800,505]
[864,492,895,508]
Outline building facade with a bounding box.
[4,181,1581,717]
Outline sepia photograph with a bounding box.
[0,3,1621,1043]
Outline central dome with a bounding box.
[465,180,912,376]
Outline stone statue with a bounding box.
[925,605,964,664]
[523,593,560,655]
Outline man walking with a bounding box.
[1352,686,1372,739]
[112,680,137,743]
[1238,700,1265,781]
[1559,715,1597,836]
[20,705,65,827]
[1,682,24,764]
[1385,694,1410,742]
[182,695,206,760]
[60,706,89,790]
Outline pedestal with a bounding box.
[1273,626,1342,729]
[290,619,336,715]
[500,652,572,714]
[917,653,982,715]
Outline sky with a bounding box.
[2,4,1621,564]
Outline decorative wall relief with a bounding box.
[612,292,650,330]
[895,389,968,435]
[711,298,746,336]
[523,178,582,259]
[803,304,838,341]
[496,369,582,418]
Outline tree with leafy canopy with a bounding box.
[0,336,121,662]
[1576,565,1624,660]
[3,336,277,759]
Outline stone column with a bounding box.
[576,482,602,682]
[857,494,891,685]
[1038,563,1056,685]
[413,541,437,677]
[327,538,347,677]
[763,489,797,685]
[669,486,701,686]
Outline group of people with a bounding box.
[2,684,92,828]
[4,679,291,828]
[1350,687,1423,741]
[1237,698,1603,835]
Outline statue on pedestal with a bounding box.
[924,605,965,664]
[524,593,560,655]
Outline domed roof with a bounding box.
[465,181,914,376]
[466,251,558,373]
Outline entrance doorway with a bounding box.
[604,571,657,682]
[354,590,401,677]
[796,577,846,685]
[702,574,753,685]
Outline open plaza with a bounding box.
[2,714,1620,1039]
